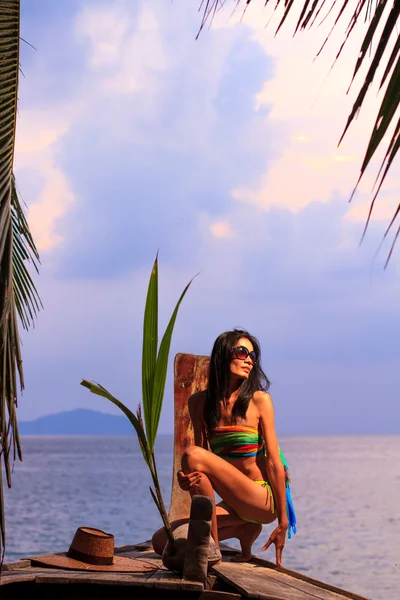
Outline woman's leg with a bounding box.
[219,521,262,561]
[216,502,262,561]
[181,446,277,524]
[183,471,221,547]
[152,503,262,559]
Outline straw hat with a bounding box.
[30,527,156,572]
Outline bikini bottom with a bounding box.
[239,480,274,524]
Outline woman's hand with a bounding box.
[262,522,288,567]
[177,469,203,491]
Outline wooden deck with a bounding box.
[0,541,372,600]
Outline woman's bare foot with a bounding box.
[230,522,262,562]
[230,552,252,562]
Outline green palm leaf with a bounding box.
[0,0,41,563]
[82,258,195,544]
[12,178,41,328]
[80,380,151,466]
[149,275,196,450]
[197,0,400,260]
[142,255,158,445]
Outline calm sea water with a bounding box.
[4,435,400,600]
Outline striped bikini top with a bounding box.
[208,426,264,459]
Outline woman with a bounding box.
[152,329,296,566]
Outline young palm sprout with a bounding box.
[81,256,195,544]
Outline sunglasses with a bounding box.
[232,345,257,363]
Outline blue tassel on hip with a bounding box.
[286,486,297,540]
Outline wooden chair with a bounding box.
[168,353,210,522]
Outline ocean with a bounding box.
[4,435,400,600]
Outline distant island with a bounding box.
[18,409,137,435]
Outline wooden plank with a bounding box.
[146,566,204,592]
[113,548,162,567]
[0,567,72,584]
[254,570,371,600]
[66,572,154,587]
[2,559,31,571]
[0,554,161,589]
[250,557,371,600]
[114,544,141,554]
[213,562,372,600]
[213,562,317,600]
[3,568,160,588]
[0,571,37,585]
[169,353,210,522]
[114,541,155,553]
[200,591,241,600]
[34,572,73,584]
[147,569,185,590]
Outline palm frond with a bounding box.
[12,177,41,329]
[142,254,158,448]
[80,380,151,466]
[197,0,400,262]
[0,0,41,563]
[150,274,197,448]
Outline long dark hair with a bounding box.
[204,328,270,433]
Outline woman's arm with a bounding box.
[253,391,288,566]
[254,391,288,527]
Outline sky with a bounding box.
[14,0,399,435]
